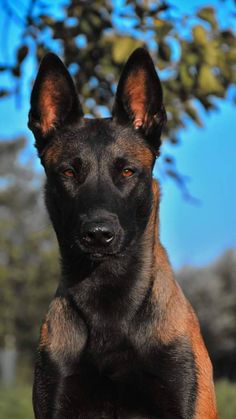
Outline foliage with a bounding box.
[0,138,58,354]
[0,0,235,146]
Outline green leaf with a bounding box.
[204,41,219,66]
[197,7,217,29]
[154,20,173,37]
[226,47,236,63]
[198,65,224,96]
[192,25,208,46]
[111,37,143,64]
[179,64,194,89]
[184,53,198,66]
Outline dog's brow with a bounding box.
[43,142,63,165]
[112,138,154,168]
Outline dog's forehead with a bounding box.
[44,118,154,166]
[66,118,144,149]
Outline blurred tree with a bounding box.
[0,0,235,147]
[0,138,58,356]
[178,249,236,380]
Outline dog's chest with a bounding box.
[75,325,160,418]
[85,322,138,380]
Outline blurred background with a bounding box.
[0,0,235,417]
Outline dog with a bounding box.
[29,48,217,418]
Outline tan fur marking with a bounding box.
[115,137,154,169]
[127,180,161,313]
[39,321,49,349]
[44,142,62,165]
[133,144,154,167]
[136,180,160,291]
[189,312,218,418]
[150,180,160,228]
[148,180,217,417]
[125,69,148,125]
[141,179,160,268]
[41,297,87,362]
[39,79,58,134]
[143,180,160,263]
[150,181,198,344]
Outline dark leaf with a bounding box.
[0,89,10,98]
[17,45,29,64]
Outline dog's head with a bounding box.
[28,48,166,260]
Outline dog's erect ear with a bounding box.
[112,48,166,154]
[28,53,83,150]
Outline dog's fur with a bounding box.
[29,48,217,418]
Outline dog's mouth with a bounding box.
[73,240,121,260]
[74,234,124,261]
[89,252,111,261]
[86,250,121,261]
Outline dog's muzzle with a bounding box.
[80,222,115,249]
[77,213,123,258]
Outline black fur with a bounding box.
[29,48,197,419]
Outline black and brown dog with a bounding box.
[29,48,217,418]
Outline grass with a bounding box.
[216,379,236,419]
[0,379,236,418]
[0,383,33,419]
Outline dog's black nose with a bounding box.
[81,224,115,248]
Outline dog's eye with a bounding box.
[63,168,75,178]
[122,168,135,178]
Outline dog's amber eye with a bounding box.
[122,168,134,178]
[63,169,75,178]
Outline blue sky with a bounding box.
[158,99,236,268]
[0,0,235,270]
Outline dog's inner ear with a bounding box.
[29,53,83,141]
[113,48,166,153]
